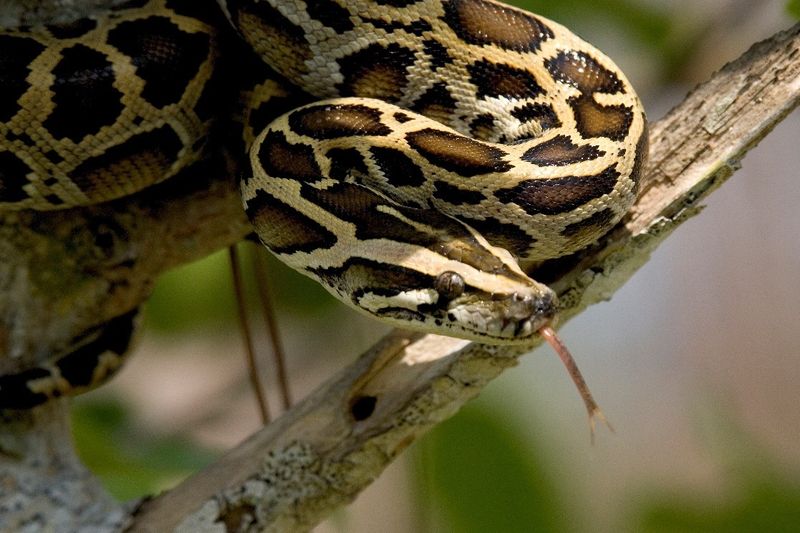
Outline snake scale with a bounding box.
[0,0,647,409]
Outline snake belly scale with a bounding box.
[0,0,647,407]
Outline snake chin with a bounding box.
[443,288,557,345]
[361,283,557,345]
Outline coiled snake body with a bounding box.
[0,0,647,408]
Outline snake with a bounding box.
[0,0,647,409]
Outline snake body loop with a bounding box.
[0,0,647,406]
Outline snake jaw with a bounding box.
[355,280,556,345]
[439,283,557,344]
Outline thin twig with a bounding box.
[228,245,270,424]
[252,246,293,411]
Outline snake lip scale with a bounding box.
[0,0,647,407]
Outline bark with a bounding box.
[0,11,798,533]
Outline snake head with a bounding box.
[351,264,558,345]
[291,199,560,345]
[426,269,557,343]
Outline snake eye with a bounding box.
[434,271,465,301]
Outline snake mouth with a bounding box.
[444,288,558,344]
[363,284,558,345]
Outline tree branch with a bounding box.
[126,23,800,533]
[1,17,797,533]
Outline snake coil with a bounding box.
[0,0,646,407]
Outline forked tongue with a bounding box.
[539,326,614,443]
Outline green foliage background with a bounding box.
[71,1,800,531]
[789,0,800,18]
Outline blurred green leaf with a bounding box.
[146,244,335,334]
[413,403,566,533]
[788,0,800,18]
[635,407,800,533]
[516,0,672,44]
[72,399,216,501]
[145,249,237,333]
[637,474,800,533]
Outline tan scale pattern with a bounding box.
[237,0,648,342]
[0,0,648,407]
[0,0,221,209]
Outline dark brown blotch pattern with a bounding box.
[300,181,436,245]
[44,43,124,143]
[443,0,554,52]
[337,42,416,101]
[55,310,135,388]
[544,50,634,141]
[628,119,648,188]
[569,97,633,141]
[468,59,544,100]
[468,114,496,141]
[326,147,369,181]
[511,103,561,131]
[256,130,321,183]
[411,82,457,125]
[495,165,620,216]
[70,125,182,199]
[301,182,525,283]
[0,309,136,409]
[107,15,211,109]
[522,135,604,166]
[457,215,535,259]
[245,188,337,254]
[561,207,616,238]
[0,151,34,203]
[42,149,64,165]
[406,128,511,177]
[546,50,624,95]
[0,368,51,409]
[311,257,433,306]
[423,38,453,69]
[0,34,44,121]
[410,208,529,281]
[306,0,354,33]
[433,180,485,205]
[370,146,426,188]
[289,103,392,139]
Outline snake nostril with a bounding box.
[534,292,556,317]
